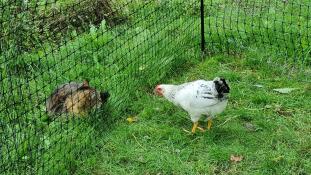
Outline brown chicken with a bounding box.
[46,80,89,115]
[64,87,109,115]
[46,80,109,116]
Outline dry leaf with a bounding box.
[244,122,256,132]
[272,155,284,162]
[230,155,243,163]
[275,108,293,117]
[137,156,146,163]
[253,84,264,88]
[127,116,138,123]
[273,88,298,94]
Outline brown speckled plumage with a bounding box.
[46,80,109,116]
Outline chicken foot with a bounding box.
[191,122,206,133]
[207,119,212,130]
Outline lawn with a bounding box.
[1,0,311,174]
[76,53,311,174]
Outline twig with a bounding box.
[132,133,146,150]
[182,128,192,134]
[245,108,264,111]
[215,115,239,128]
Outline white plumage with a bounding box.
[155,77,230,133]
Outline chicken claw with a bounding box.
[191,122,199,133]
[207,119,212,130]
[197,126,206,132]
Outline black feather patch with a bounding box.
[100,91,110,103]
[203,96,214,99]
[214,78,230,98]
[203,92,212,95]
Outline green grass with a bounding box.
[1,1,201,174]
[1,0,311,174]
[77,54,311,175]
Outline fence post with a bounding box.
[200,0,205,55]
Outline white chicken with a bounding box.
[154,77,230,133]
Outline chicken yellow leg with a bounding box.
[207,119,212,130]
[191,122,199,133]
